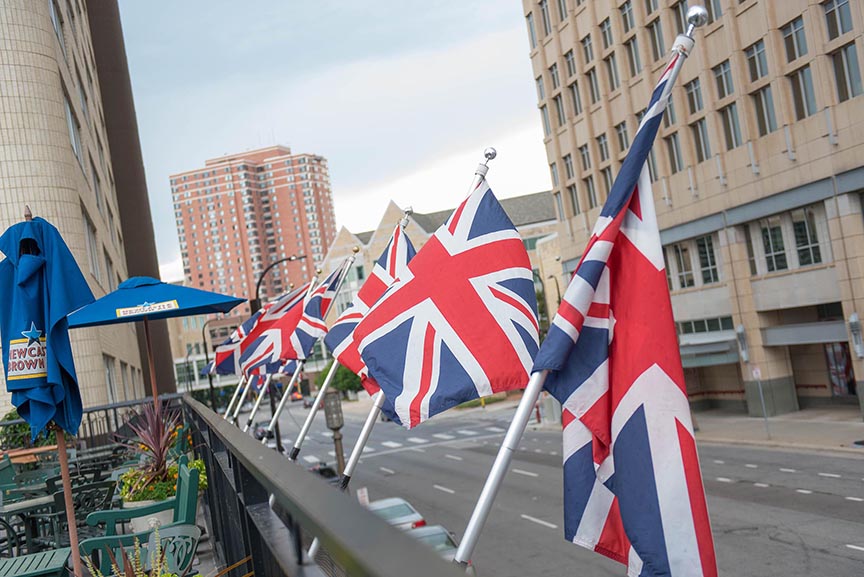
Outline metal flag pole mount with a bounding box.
[289,359,339,461]
[452,9,706,568]
[223,375,247,420]
[231,376,254,425]
[261,361,304,445]
[339,390,385,490]
[243,374,273,432]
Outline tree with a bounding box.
[316,360,362,394]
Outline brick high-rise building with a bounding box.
[171,146,337,315]
[524,0,864,418]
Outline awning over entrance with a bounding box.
[679,336,739,368]
[761,320,847,347]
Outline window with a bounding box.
[605,53,620,91]
[581,34,594,62]
[63,93,82,163]
[120,361,129,401]
[569,81,583,115]
[550,63,560,89]
[691,119,711,162]
[673,1,689,35]
[597,133,610,162]
[585,176,598,208]
[673,244,695,288]
[579,144,591,170]
[664,99,677,128]
[743,226,758,275]
[550,162,559,187]
[554,192,564,220]
[645,0,659,14]
[792,209,822,266]
[103,355,117,404]
[685,78,703,113]
[713,60,734,99]
[696,235,719,284]
[782,17,808,62]
[719,103,742,150]
[625,38,642,76]
[705,0,722,23]
[666,133,683,174]
[824,0,852,41]
[678,316,734,334]
[600,18,613,49]
[761,222,788,272]
[554,94,566,126]
[563,154,575,179]
[647,149,659,182]
[648,19,665,61]
[49,0,66,59]
[568,184,580,215]
[104,250,115,290]
[536,76,545,101]
[539,0,552,35]
[621,1,635,33]
[587,68,600,103]
[90,160,103,215]
[832,43,863,102]
[745,40,768,82]
[541,105,551,136]
[76,70,88,124]
[527,12,538,49]
[565,50,577,76]
[82,207,100,280]
[601,167,613,197]
[789,66,817,119]
[557,0,568,21]
[615,122,630,152]
[753,85,778,135]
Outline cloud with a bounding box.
[159,257,184,283]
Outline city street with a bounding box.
[246,398,864,577]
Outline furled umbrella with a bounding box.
[68,276,245,408]
[0,210,96,577]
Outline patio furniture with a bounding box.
[32,480,116,549]
[0,547,70,577]
[147,524,201,575]
[0,495,53,553]
[0,518,19,558]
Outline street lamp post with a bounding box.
[249,254,307,454]
[201,318,218,411]
[546,274,562,305]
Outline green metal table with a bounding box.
[0,547,70,576]
[0,495,54,551]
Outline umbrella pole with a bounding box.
[55,426,83,576]
[143,317,159,409]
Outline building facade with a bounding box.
[523,0,864,417]
[170,146,337,316]
[0,0,157,415]
[167,311,241,395]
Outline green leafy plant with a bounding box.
[115,403,181,502]
[316,360,362,394]
[118,459,208,503]
[0,409,56,450]
[83,527,183,577]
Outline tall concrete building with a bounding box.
[170,146,336,315]
[523,0,864,417]
[0,0,169,414]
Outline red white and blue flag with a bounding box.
[211,309,266,375]
[354,181,539,428]
[532,53,717,577]
[324,225,416,394]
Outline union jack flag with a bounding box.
[354,181,539,428]
[212,308,265,375]
[324,224,416,395]
[234,283,309,375]
[532,49,718,577]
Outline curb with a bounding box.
[695,435,864,456]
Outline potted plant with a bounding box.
[116,403,207,533]
[84,527,184,577]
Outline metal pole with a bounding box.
[56,427,83,577]
[261,361,305,444]
[289,359,340,461]
[231,376,254,424]
[756,378,772,439]
[243,374,272,432]
[333,431,345,475]
[142,316,160,410]
[223,375,246,420]
[339,390,384,490]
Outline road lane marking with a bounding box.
[716,477,734,483]
[362,447,375,453]
[328,451,335,457]
[534,449,543,453]
[381,441,402,448]
[302,455,321,463]
[550,451,558,456]
[754,483,769,488]
[745,464,758,469]
[818,472,841,478]
[320,431,333,437]
[846,544,864,553]
[379,467,395,475]
[520,514,557,529]
[457,430,479,436]
[408,437,428,444]
[779,468,796,473]
[434,484,455,494]
[433,433,455,440]
[410,447,426,453]
[845,497,864,502]
[486,426,505,432]
[445,454,463,461]
[796,489,813,494]
[713,460,725,464]
[513,468,539,478]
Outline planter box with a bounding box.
[122,499,174,533]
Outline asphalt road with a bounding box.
[245,400,864,577]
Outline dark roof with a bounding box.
[411,190,555,233]
[355,230,374,245]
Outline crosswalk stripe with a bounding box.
[457,430,478,436]
[381,441,402,448]
[433,433,455,440]
[408,437,428,444]
[302,455,321,463]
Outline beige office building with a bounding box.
[0,0,167,416]
[523,0,864,417]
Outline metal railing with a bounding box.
[184,395,467,577]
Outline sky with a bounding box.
[118,1,551,282]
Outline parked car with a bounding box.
[367,497,425,530]
[252,422,274,441]
[407,525,476,574]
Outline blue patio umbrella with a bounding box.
[68,276,245,405]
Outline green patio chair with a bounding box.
[0,457,14,487]
[147,524,201,576]
[0,518,20,558]
[31,480,117,549]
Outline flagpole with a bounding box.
[453,11,705,567]
[243,374,273,432]
[260,360,304,445]
[222,375,247,420]
[231,376,254,425]
[288,358,339,461]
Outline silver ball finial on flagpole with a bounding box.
[483,147,497,165]
[685,5,708,37]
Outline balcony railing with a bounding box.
[183,396,465,577]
